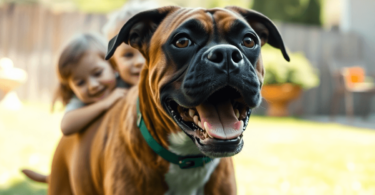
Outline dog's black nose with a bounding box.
[206,45,243,73]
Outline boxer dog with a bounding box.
[28,6,289,195]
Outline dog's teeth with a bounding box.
[203,122,208,131]
[193,115,199,125]
[241,109,248,118]
[198,121,202,129]
[189,109,195,118]
[235,109,240,119]
[203,122,213,138]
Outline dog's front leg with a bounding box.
[204,158,237,195]
[103,162,168,195]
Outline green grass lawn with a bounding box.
[1,103,375,195]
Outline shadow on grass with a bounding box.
[0,179,47,195]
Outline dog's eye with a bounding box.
[242,36,255,48]
[174,37,192,48]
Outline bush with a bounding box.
[252,0,322,26]
[262,45,319,89]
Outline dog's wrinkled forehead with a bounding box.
[150,8,255,53]
[208,8,255,35]
[153,8,212,42]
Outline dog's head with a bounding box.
[106,6,289,158]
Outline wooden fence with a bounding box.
[0,4,107,103]
[0,4,369,115]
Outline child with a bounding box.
[102,0,158,86]
[53,33,128,136]
[55,0,158,136]
[57,1,160,136]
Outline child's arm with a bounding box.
[60,88,127,136]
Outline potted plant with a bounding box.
[261,45,319,116]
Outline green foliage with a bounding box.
[262,44,319,89]
[72,0,127,13]
[300,0,321,25]
[0,180,47,195]
[0,0,128,13]
[207,0,250,9]
[252,0,322,26]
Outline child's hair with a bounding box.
[52,33,111,109]
[102,0,159,40]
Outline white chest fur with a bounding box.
[164,131,220,195]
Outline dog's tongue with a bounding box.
[196,99,243,139]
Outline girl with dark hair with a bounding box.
[52,33,128,136]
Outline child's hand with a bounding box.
[102,88,128,110]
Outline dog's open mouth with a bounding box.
[167,86,251,147]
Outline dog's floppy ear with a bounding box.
[105,6,179,60]
[226,6,290,62]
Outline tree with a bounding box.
[252,0,322,26]
[301,0,321,25]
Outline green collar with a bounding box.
[136,98,212,169]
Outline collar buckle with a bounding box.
[178,158,196,169]
[178,156,212,169]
